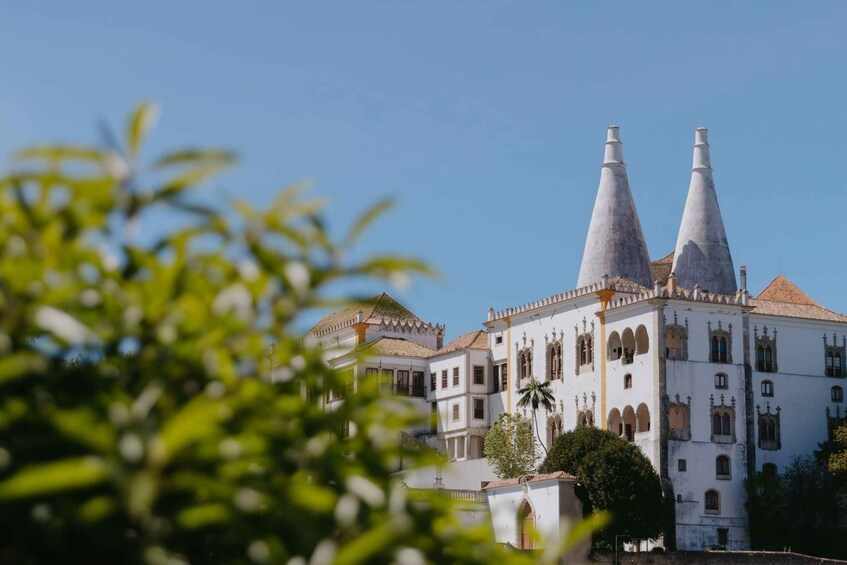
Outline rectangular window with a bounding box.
[495,334,503,345]
[441,370,448,389]
[473,398,485,420]
[430,372,436,392]
[452,404,459,422]
[678,459,687,472]
[396,370,409,394]
[473,365,485,385]
[501,363,508,390]
[715,373,727,389]
[624,374,632,389]
[365,367,379,378]
[380,369,394,392]
[493,364,500,391]
[452,367,459,387]
[412,371,425,397]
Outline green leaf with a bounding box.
[15,145,106,163]
[127,102,160,160]
[177,503,231,529]
[50,407,116,453]
[152,149,236,169]
[158,397,225,465]
[0,457,109,501]
[344,198,394,248]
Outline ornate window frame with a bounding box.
[710,394,736,444]
[667,393,691,441]
[823,333,846,377]
[708,321,733,364]
[546,414,563,447]
[664,312,688,361]
[515,333,533,387]
[757,402,781,450]
[575,391,596,428]
[545,329,564,381]
[754,325,778,373]
[574,318,595,375]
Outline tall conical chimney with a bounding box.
[577,126,653,288]
[671,128,737,295]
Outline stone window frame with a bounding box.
[715,373,728,390]
[546,414,563,447]
[754,325,778,373]
[665,312,689,361]
[833,386,844,403]
[757,402,781,450]
[545,329,564,381]
[824,333,846,377]
[668,394,692,441]
[704,489,720,515]
[710,394,736,444]
[716,454,731,480]
[515,334,534,387]
[574,319,595,375]
[761,379,774,397]
[708,321,733,364]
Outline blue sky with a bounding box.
[2,2,847,338]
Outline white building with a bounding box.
[302,126,847,551]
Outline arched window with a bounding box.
[624,373,633,389]
[711,336,719,363]
[761,380,774,397]
[622,405,636,442]
[547,341,563,381]
[719,337,728,363]
[518,348,532,381]
[635,325,649,355]
[636,403,650,433]
[665,319,688,361]
[765,346,773,372]
[518,500,534,549]
[712,412,722,436]
[621,328,635,365]
[608,408,623,437]
[721,413,731,435]
[716,455,731,479]
[705,490,720,514]
[825,344,844,377]
[668,396,691,441]
[833,386,844,403]
[608,331,622,361]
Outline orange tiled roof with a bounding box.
[433,330,488,355]
[651,251,674,286]
[751,275,847,322]
[481,471,576,490]
[307,292,424,336]
[362,337,436,358]
[757,274,819,306]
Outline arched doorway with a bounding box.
[517,499,534,549]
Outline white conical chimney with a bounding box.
[671,128,737,295]
[577,126,653,288]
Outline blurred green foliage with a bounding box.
[0,104,557,564]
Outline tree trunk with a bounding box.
[533,408,548,456]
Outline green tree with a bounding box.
[828,424,847,476]
[0,103,552,564]
[539,427,663,548]
[483,413,539,479]
[516,377,554,455]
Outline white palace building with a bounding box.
[302,126,847,551]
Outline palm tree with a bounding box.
[517,377,555,456]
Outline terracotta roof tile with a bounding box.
[433,330,488,355]
[362,337,436,358]
[757,275,819,306]
[750,299,847,323]
[307,292,424,336]
[651,251,674,286]
[481,471,576,490]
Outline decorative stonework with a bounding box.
[545,329,564,381]
[575,391,596,428]
[757,402,781,450]
[823,333,846,377]
[574,318,595,375]
[754,325,778,373]
[546,414,563,446]
[667,393,691,441]
[664,311,689,361]
[708,321,733,364]
[710,394,736,444]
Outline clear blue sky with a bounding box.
[2,2,847,339]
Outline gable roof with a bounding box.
[361,337,436,358]
[751,275,847,323]
[434,330,488,356]
[307,292,424,337]
[757,275,819,306]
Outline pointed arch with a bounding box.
[517,499,535,549]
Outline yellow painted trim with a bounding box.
[505,316,512,411]
[596,290,614,430]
